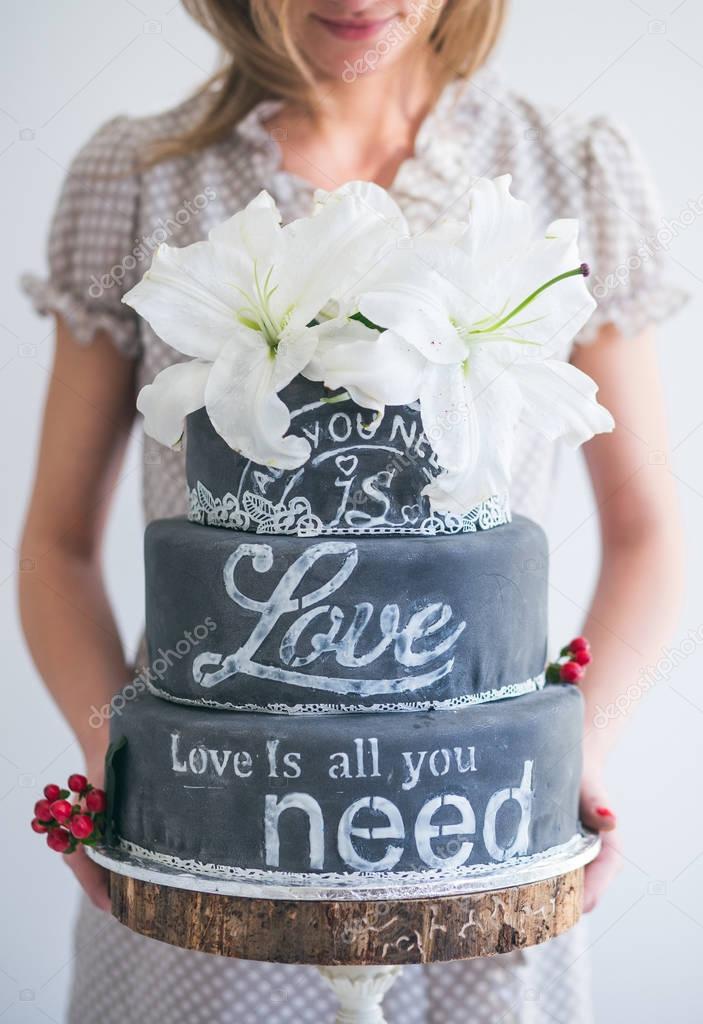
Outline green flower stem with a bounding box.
[350,311,383,332]
[545,662,562,684]
[322,391,351,405]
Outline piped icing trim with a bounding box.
[146,671,546,715]
[187,483,511,537]
[96,831,598,901]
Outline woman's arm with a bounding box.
[19,316,137,908]
[571,324,684,910]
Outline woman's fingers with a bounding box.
[579,779,621,911]
[581,802,617,832]
[583,829,623,913]
[580,784,617,833]
[64,846,111,912]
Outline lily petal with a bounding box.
[208,190,282,267]
[360,250,467,364]
[136,359,210,449]
[314,181,409,236]
[122,241,243,360]
[451,175,534,274]
[275,190,404,328]
[304,320,426,412]
[204,332,314,468]
[423,363,522,513]
[419,363,475,473]
[516,358,614,446]
[487,220,596,353]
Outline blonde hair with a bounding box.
[146,0,508,166]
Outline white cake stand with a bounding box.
[89,833,599,1023]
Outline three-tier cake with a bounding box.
[104,377,584,899]
[101,176,609,903]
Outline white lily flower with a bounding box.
[358,175,613,509]
[124,187,401,467]
[304,314,426,413]
[313,180,410,238]
[303,182,427,413]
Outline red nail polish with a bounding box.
[595,806,614,818]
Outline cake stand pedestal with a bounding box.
[91,834,599,1024]
[318,966,404,1023]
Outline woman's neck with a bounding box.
[266,52,445,190]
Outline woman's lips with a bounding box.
[311,14,394,41]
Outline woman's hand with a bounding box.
[20,323,137,914]
[579,768,622,913]
[62,752,111,913]
[571,325,682,913]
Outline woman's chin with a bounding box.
[302,41,407,83]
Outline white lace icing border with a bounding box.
[187,484,511,537]
[90,832,600,901]
[146,672,546,715]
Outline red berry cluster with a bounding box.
[546,636,592,685]
[30,774,107,855]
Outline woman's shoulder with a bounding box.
[449,69,686,342]
[23,94,217,359]
[67,91,214,177]
[449,69,662,261]
[452,67,645,182]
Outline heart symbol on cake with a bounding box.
[401,504,422,524]
[335,455,358,477]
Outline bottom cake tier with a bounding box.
[104,685,583,897]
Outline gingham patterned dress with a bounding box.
[24,66,684,1024]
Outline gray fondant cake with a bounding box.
[108,685,583,895]
[106,385,584,897]
[186,379,511,536]
[144,516,548,713]
[102,170,614,901]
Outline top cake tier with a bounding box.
[186,377,509,538]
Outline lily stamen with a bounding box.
[468,264,590,336]
[233,262,282,350]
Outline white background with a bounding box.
[2,1,702,1021]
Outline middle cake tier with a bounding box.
[145,515,548,713]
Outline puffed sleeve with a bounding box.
[575,117,688,344]
[22,116,142,358]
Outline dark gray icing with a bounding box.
[144,516,548,713]
[186,377,510,537]
[107,686,583,884]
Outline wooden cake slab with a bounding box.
[92,835,599,1023]
[92,832,599,963]
[107,865,586,965]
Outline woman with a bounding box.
[20,2,684,1021]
